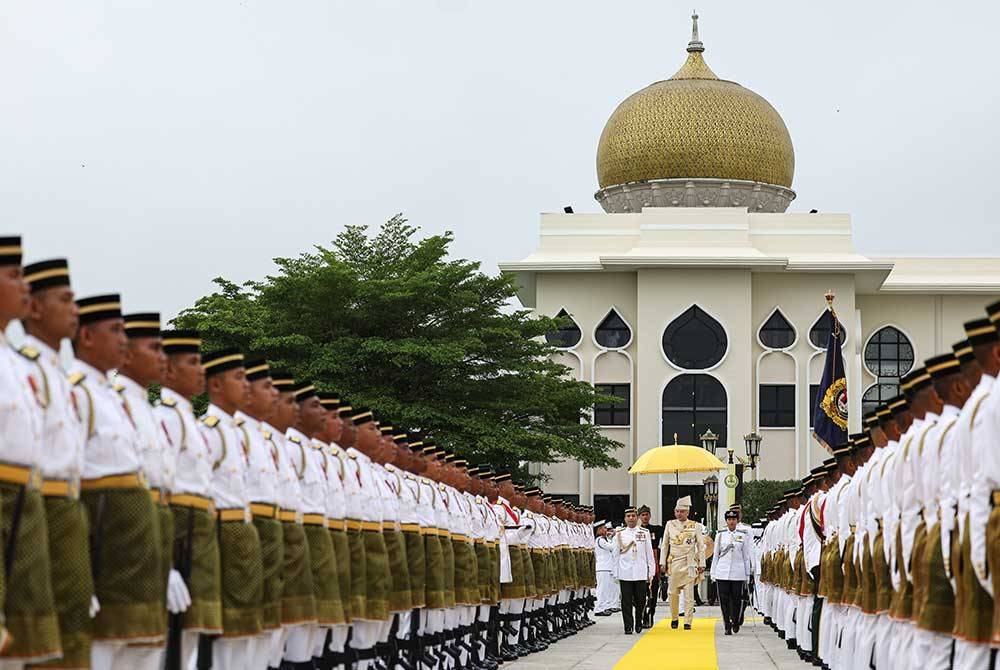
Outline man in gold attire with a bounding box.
[660,496,706,630]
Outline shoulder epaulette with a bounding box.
[161,397,177,408]
[17,345,40,361]
[112,383,125,394]
[263,430,272,440]
[234,417,245,427]
[201,415,220,428]
[288,435,301,445]
[349,452,357,460]
[68,371,86,386]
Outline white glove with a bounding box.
[89,596,101,618]
[166,569,192,614]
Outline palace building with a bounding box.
[498,16,1000,526]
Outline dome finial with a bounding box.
[688,11,704,53]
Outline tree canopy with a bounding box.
[174,215,621,480]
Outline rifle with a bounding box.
[165,508,194,670]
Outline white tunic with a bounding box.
[200,404,249,511]
[234,412,280,506]
[711,528,753,581]
[21,336,84,483]
[1,335,43,468]
[156,388,212,497]
[71,359,142,479]
[612,525,655,581]
[117,374,172,491]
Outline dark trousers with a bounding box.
[619,580,647,633]
[716,579,746,630]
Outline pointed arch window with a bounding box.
[864,326,914,378]
[759,309,796,349]
[662,306,727,369]
[545,309,581,349]
[595,309,632,348]
[809,311,848,349]
[662,374,727,447]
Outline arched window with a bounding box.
[864,326,914,378]
[759,309,795,349]
[662,306,727,369]
[545,309,581,349]
[809,311,847,349]
[862,382,899,416]
[595,309,632,348]
[662,374,727,448]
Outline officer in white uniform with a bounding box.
[711,509,752,635]
[612,507,655,635]
[593,522,618,616]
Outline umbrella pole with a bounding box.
[675,471,679,501]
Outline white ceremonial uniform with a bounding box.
[234,412,282,670]
[200,404,256,670]
[22,336,84,491]
[344,448,385,657]
[906,403,958,670]
[711,528,752,581]
[315,440,350,657]
[954,373,995,669]
[614,526,656,581]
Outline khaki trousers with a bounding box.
[668,571,696,624]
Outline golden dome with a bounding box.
[596,18,794,190]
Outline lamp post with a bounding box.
[743,430,763,481]
[703,475,719,532]
[700,428,718,454]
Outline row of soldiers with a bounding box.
[0,236,598,670]
[756,302,1000,670]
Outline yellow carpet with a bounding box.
[613,618,718,670]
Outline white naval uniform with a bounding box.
[613,526,656,582]
[344,447,385,662]
[283,427,320,664]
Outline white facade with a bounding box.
[499,206,1000,525]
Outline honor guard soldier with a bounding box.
[233,359,286,670]
[1,238,61,665]
[317,392,354,669]
[344,408,393,669]
[661,496,706,631]
[199,349,264,669]
[72,294,165,669]
[271,375,317,670]
[636,505,663,627]
[156,330,221,670]
[913,351,968,669]
[117,312,188,670]
[972,301,1000,654]
[20,258,91,668]
[957,315,999,667]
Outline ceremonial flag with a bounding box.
[812,294,848,451]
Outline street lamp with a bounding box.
[703,475,719,532]
[700,428,718,454]
[744,430,763,480]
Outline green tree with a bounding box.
[174,215,621,481]
[740,479,799,523]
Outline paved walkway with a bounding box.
[505,606,811,669]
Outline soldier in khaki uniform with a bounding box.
[660,495,706,630]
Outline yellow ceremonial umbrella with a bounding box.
[628,434,726,497]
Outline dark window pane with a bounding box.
[809,384,820,427]
[662,306,728,369]
[595,309,632,349]
[595,384,630,426]
[545,309,582,348]
[759,383,795,428]
[759,309,796,349]
[662,374,728,447]
[809,311,847,349]
[862,381,900,416]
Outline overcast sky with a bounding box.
[4,1,999,320]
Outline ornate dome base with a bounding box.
[594,178,796,214]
